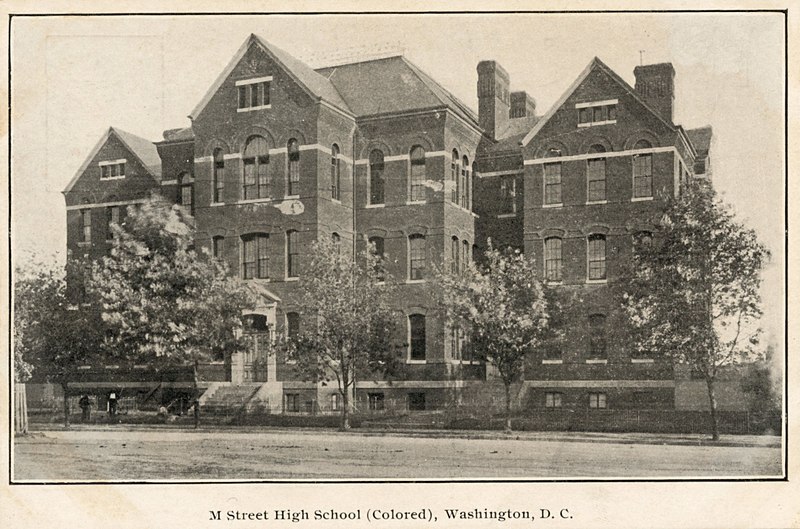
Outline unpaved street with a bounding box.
[14,427,782,481]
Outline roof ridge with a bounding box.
[314,54,405,71]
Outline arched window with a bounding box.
[409,146,426,202]
[213,148,225,203]
[212,236,225,260]
[450,149,459,203]
[243,136,269,200]
[286,230,299,278]
[544,148,562,206]
[587,234,607,280]
[633,139,653,198]
[587,144,606,202]
[287,139,300,196]
[330,144,340,201]
[368,149,385,205]
[332,232,341,253]
[544,237,563,281]
[408,314,426,361]
[241,233,269,279]
[450,236,460,274]
[286,312,300,339]
[408,234,426,280]
[462,240,470,269]
[178,172,194,214]
[589,314,607,358]
[461,155,469,208]
[368,236,385,281]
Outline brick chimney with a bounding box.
[509,91,536,118]
[477,60,510,140]
[633,63,675,123]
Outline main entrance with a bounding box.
[242,314,271,382]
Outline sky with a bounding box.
[9,12,786,346]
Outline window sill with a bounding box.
[631,196,654,202]
[210,202,225,207]
[542,203,563,209]
[406,200,427,206]
[285,277,299,282]
[77,242,91,247]
[631,358,655,364]
[237,104,272,113]
[542,359,563,364]
[365,203,385,209]
[497,212,517,218]
[283,195,300,200]
[99,176,126,181]
[586,200,608,205]
[405,360,427,365]
[405,279,426,284]
[586,279,608,285]
[545,280,564,286]
[237,198,272,205]
[160,179,178,186]
[577,120,617,128]
[450,360,481,365]
[586,359,608,364]
[331,198,342,204]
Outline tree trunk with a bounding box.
[504,382,512,433]
[193,359,200,429]
[15,383,29,435]
[61,382,70,429]
[706,377,720,441]
[340,388,351,430]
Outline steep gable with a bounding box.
[63,127,161,204]
[189,34,351,121]
[522,58,676,148]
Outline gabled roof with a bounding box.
[316,55,479,126]
[687,126,712,154]
[521,57,676,147]
[189,34,351,121]
[63,127,161,194]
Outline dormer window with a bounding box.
[576,99,618,127]
[99,159,126,179]
[236,76,272,112]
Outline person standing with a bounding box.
[79,394,92,423]
[108,391,118,418]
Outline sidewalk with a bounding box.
[26,422,782,449]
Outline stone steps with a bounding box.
[201,385,261,415]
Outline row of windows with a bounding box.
[99,162,125,179]
[578,104,617,125]
[237,80,271,110]
[542,232,651,282]
[541,140,654,205]
[545,392,608,409]
[215,230,301,279]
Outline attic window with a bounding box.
[576,99,618,127]
[99,159,126,179]
[236,76,272,112]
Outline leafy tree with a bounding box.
[279,237,402,430]
[14,257,105,427]
[622,181,769,440]
[89,195,257,427]
[436,242,550,432]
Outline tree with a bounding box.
[14,257,105,428]
[279,237,402,430]
[89,194,257,427]
[622,180,769,440]
[436,243,550,432]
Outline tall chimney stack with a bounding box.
[510,91,536,118]
[477,60,510,140]
[633,63,675,123]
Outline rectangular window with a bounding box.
[105,206,120,240]
[213,157,225,203]
[450,327,461,360]
[587,158,606,202]
[99,161,125,179]
[285,393,300,413]
[180,184,193,211]
[499,175,516,214]
[213,237,224,260]
[330,393,341,411]
[589,314,607,358]
[579,107,590,124]
[633,154,653,198]
[286,230,299,278]
[545,392,563,408]
[243,157,257,200]
[593,106,605,122]
[237,80,271,110]
[544,238,563,281]
[288,151,300,196]
[242,234,269,279]
[544,163,562,205]
[410,157,426,202]
[589,392,607,409]
[409,235,426,280]
[576,102,617,126]
[587,235,607,280]
[450,237,459,275]
[81,209,91,243]
[409,314,426,361]
[408,392,426,411]
[368,392,385,411]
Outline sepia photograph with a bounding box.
[6,7,788,495]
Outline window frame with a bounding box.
[409,145,427,203]
[287,139,300,197]
[408,313,427,362]
[450,149,459,203]
[588,313,607,359]
[632,140,654,199]
[543,162,562,206]
[235,77,272,112]
[545,392,563,408]
[499,174,517,214]
[586,145,607,203]
[587,234,607,281]
[242,136,270,201]
[330,144,341,201]
[286,230,300,279]
[408,234,426,281]
[105,205,120,241]
[212,149,225,203]
[588,392,608,409]
[241,233,270,280]
[212,236,225,260]
[368,149,385,206]
[544,237,563,282]
[80,209,92,244]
